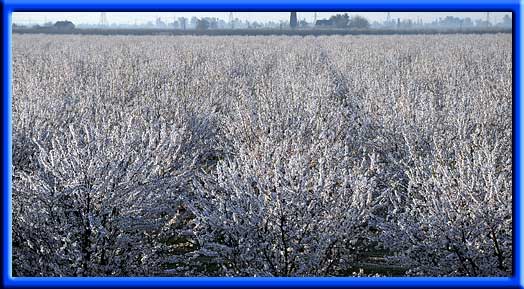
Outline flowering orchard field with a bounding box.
[12,34,512,277]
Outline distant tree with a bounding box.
[190,17,198,29]
[12,23,25,29]
[299,19,309,28]
[178,17,187,30]
[329,13,350,28]
[463,17,474,28]
[155,17,166,28]
[251,21,263,29]
[207,18,219,29]
[53,21,75,30]
[502,14,512,27]
[348,15,370,29]
[475,19,490,28]
[196,19,210,30]
[399,19,413,29]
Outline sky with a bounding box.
[12,12,511,26]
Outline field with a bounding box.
[12,34,512,277]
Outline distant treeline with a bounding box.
[12,27,512,36]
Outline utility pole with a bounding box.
[486,12,491,27]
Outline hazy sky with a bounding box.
[13,12,511,25]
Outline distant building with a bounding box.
[54,21,75,30]
[290,12,298,29]
[315,19,334,27]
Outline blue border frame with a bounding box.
[1,1,522,288]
